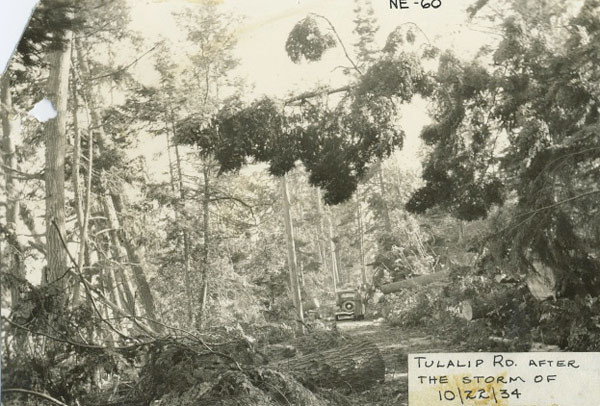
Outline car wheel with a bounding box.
[341,300,355,312]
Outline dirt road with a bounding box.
[337,320,452,405]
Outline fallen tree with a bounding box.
[380,271,451,294]
[263,328,348,361]
[130,331,379,405]
[273,339,385,392]
[156,368,354,406]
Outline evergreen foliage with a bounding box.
[407,0,600,294]
[285,16,337,64]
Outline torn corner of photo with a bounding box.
[0,0,40,75]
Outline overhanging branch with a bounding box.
[284,85,351,106]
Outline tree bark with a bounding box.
[273,339,385,392]
[380,270,450,294]
[111,192,161,331]
[356,190,367,286]
[70,67,83,305]
[170,114,196,327]
[377,160,392,234]
[101,194,136,315]
[164,129,177,193]
[70,67,95,306]
[198,156,211,328]
[1,74,24,311]
[43,30,72,288]
[70,68,84,233]
[334,240,343,285]
[327,213,339,291]
[280,175,304,335]
[264,330,343,361]
[315,188,335,293]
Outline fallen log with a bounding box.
[264,330,348,361]
[273,339,385,392]
[380,270,450,294]
[289,329,348,355]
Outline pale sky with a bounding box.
[127,0,493,172]
[129,0,487,95]
[0,0,493,174]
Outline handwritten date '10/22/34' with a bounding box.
[437,387,522,404]
[390,0,442,10]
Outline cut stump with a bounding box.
[459,299,494,321]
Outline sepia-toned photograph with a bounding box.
[1,0,599,404]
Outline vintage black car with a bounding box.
[334,289,365,321]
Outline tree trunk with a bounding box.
[280,330,343,356]
[170,115,196,327]
[315,188,334,293]
[1,74,22,308]
[70,69,83,305]
[75,41,159,329]
[198,156,211,328]
[70,71,95,306]
[74,38,109,151]
[377,160,392,234]
[334,241,343,285]
[164,129,177,193]
[356,190,367,286]
[280,175,304,335]
[299,260,305,289]
[101,194,136,315]
[380,270,450,294]
[264,330,343,361]
[43,30,72,288]
[70,70,84,232]
[273,339,385,392]
[458,220,465,243]
[329,210,343,285]
[327,214,339,291]
[111,192,161,331]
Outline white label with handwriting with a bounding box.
[409,352,600,405]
